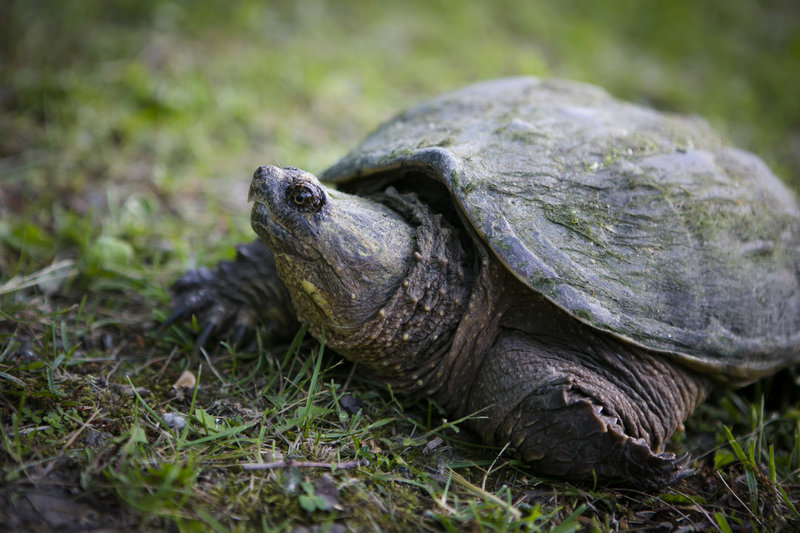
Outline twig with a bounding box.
[241,458,368,471]
[716,471,764,529]
[483,441,510,491]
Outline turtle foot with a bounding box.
[509,391,694,489]
[163,240,297,348]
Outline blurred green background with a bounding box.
[2,0,799,277]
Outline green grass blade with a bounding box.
[714,512,734,533]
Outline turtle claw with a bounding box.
[160,307,189,332]
[163,240,297,349]
[162,262,249,348]
[231,324,250,348]
[671,452,692,470]
[195,320,220,348]
[655,452,694,486]
[162,269,214,329]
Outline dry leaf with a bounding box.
[172,370,196,390]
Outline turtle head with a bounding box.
[249,165,415,338]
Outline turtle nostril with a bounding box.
[253,166,270,179]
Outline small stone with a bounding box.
[111,384,151,397]
[84,429,111,448]
[163,412,187,430]
[339,394,366,415]
[423,436,444,455]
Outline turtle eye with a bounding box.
[286,182,325,213]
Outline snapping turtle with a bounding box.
[169,78,800,487]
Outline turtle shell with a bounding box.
[321,77,800,381]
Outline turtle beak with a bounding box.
[248,165,281,204]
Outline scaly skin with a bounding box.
[460,268,712,485]
[169,165,712,487]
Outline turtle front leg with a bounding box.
[467,329,711,488]
[165,240,299,347]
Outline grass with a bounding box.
[2,0,799,530]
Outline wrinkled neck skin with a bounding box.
[288,188,476,389]
[250,166,476,391]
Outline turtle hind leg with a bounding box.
[465,329,710,488]
[165,240,299,348]
[503,377,694,488]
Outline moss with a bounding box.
[388,147,416,159]
[542,204,600,243]
[435,136,456,148]
[573,308,593,321]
